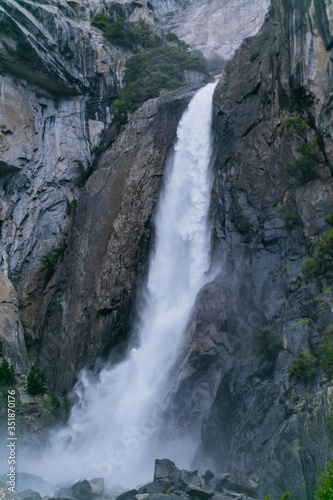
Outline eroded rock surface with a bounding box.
[151,0,270,61]
[0,0,157,340]
[163,0,333,498]
[39,85,201,392]
[0,270,29,373]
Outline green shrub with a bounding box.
[250,51,260,61]
[113,46,208,118]
[24,330,35,349]
[0,359,16,386]
[92,15,163,49]
[325,213,333,227]
[284,140,320,183]
[77,160,93,187]
[288,348,317,381]
[315,460,333,499]
[0,124,6,140]
[40,244,66,279]
[66,199,77,215]
[165,32,189,51]
[319,325,333,375]
[282,211,300,230]
[277,116,309,137]
[27,362,47,395]
[303,228,333,279]
[253,326,283,360]
[281,493,292,500]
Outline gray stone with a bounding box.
[138,480,172,495]
[0,271,30,374]
[115,490,139,500]
[154,459,182,487]
[184,485,214,500]
[88,479,104,499]
[17,490,42,500]
[71,481,93,500]
[0,480,17,499]
[151,0,270,60]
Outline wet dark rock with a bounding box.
[207,475,231,492]
[138,480,172,495]
[154,459,183,487]
[184,485,215,500]
[180,471,201,488]
[71,481,93,500]
[116,489,139,500]
[159,0,333,499]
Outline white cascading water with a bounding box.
[26,82,217,487]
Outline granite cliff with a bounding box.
[163,0,333,498]
[1,0,333,498]
[150,0,270,62]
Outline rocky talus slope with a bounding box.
[162,0,333,498]
[0,459,270,500]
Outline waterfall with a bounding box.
[27,82,217,487]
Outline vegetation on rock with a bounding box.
[91,14,207,122]
[113,46,208,119]
[319,325,333,376]
[282,211,300,231]
[0,358,16,386]
[77,160,93,187]
[92,15,164,50]
[284,140,320,183]
[303,215,333,279]
[253,326,283,360]
[288,348,317,381]
[27,362,47,395]
[40,244,66,280]
[277,116,309,138]
[315,460,333,499]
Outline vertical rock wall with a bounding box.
[164,0,333,498]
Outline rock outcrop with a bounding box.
[0,0,157,338]
[151,0,270,61]
[32,459,264,500]
[0,270,29,374]
[0,480,17,500]
[39,84,201,392]
[163,0,333,498]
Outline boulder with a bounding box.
[207,475,231,492]
[88,479,104,499]
[72,481,93,500]
[184,485,215,500]
[115,489,139,500]
[153,459,182,487]
[138,480,172,495]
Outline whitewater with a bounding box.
[22,82,217,487]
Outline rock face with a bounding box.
[151,0,270,61]
[39,85,200,392]
[163,0,333,498]
[0,270,29,373]
[0,0,157,338]
[0,480,17,500]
